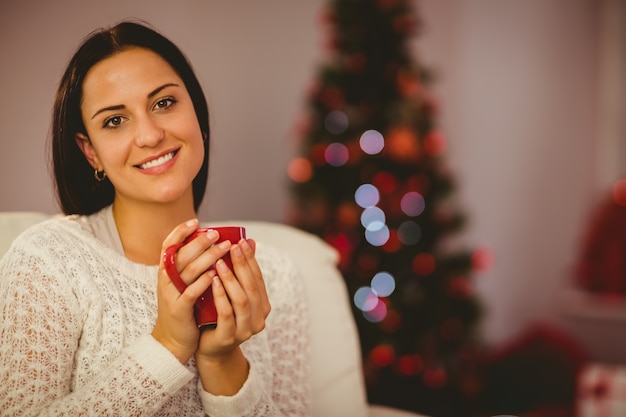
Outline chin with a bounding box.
[153,185,195,205]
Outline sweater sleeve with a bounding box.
[198,245,312,417]
[0,227,194,417]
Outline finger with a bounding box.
[176,232,227,281]
[173,229,219,266]
[235,240,270,319]
[229,244,262,307]
[237,240,264,288]
[211,275,239,338]
[183,269,216,301]
[215,259,253,335]
[160,219,201,289]
[230,243,255,286]
[217,250,268,337]
[246,238,257,254]
[162,218,200,250]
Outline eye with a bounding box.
[154,97,177,110]
[103,115,125,129]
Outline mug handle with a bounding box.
[163,243,188,294]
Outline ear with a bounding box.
[75,132,101,169]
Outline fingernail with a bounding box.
[186,219,198,227]
[232,244,242,258]
[206,230,218,240]
[216,259,228,272]
[213,276,222,288]
[218,240,231,250]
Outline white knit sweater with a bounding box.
[0,209,311,416]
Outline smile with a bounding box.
[136,150,178,170]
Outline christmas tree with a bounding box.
[287,0,489,415]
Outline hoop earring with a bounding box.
[94,169,107,182]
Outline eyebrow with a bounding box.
[90,83,181,119]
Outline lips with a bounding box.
[135,150,178,170]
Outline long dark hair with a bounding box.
[51,21,210,215]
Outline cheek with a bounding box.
[182,116,205,156]
[181,123,206,173]
[91,143,129,171]
[191,135,206,172]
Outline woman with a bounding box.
[0,21,310,416]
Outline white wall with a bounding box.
[416,0,605,345]
[0,0,616,346]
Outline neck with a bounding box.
[112,193,198,265]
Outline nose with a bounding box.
[134,116,164,147]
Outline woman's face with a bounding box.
[76,47,204,209]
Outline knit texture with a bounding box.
[0,214,310,416]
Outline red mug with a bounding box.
[163,226,247,328]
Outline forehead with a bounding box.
[81,47,182,104]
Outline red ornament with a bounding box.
[372,171,398,194]
[337,202,360,228]
[310,143,327,166]
[423,367,447,389]
[380,308,402,333]
[381,229,402,253]
[287,158,312,183]
[346,139,363,165]
[320,86,345,110]
[406,174,429,194]
[325,233,355,271]
[385,127,420,163]
[576,189,626,295]
[369,344,396,368]
[412,253,435,276]
[344,53,366,74]
[318,8,335,28]
[396,354,424,376]
[613,179,626,206]
[420,91,441,118]
[396,69,420,97]
[448,276,474,298]
[423,129,447,157]
[472,247,494,272]
[393,14,417,36]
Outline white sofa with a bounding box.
[0,212,426,417]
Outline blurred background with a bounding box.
[1,1,624,415]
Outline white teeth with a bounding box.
[139,152,174,169]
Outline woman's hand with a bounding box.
[195,238,272,395]
[151,219,231,364]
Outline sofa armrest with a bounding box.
[212,220,370,417]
